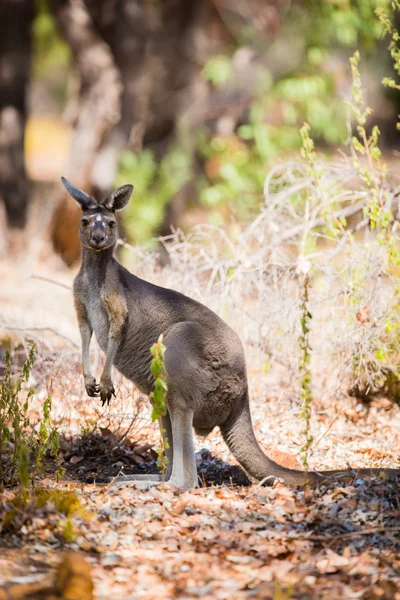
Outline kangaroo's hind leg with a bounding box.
[165,403,197,489]
[162,320,218,489]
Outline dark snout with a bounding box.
[90,235,106,249]
[90,223,106,249]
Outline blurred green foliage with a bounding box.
[33,0,70,78]
[116,147,191,245]
[202,55,233,86]
[30,0,396,243]
[305,0,388,49]
[117,0,395,243]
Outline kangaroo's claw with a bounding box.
[99,381,115,406]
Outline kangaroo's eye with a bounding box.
[81,218,89,227]
[108,221,116,228]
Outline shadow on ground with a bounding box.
[61,429,251,487]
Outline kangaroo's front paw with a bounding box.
[84,375,99,397]
[99,379,116,406]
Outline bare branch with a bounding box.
[28,274,71,291]
[1,325,79,348]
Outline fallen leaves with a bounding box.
[4,476,400,599]
[0,552,93,600]
[1,354,400,599]
[356,305,371,326]
[316,549,350,574]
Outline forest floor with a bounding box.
[1,239,400,599]
[1,469,400,600]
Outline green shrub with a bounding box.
[149,335,169,481]
[0,343,60,488]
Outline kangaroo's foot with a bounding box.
[84,374,99,397]
[99,377,116,405]
[165,473,198,489]
[89,474,162,484]
[114,474,162,482]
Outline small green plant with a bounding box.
[156,427,170,484]
[349,50,389,231]
[291,33,400,413]
[345,39,400,398]
[0,344,60,488]
[149,335,168,421]
[149,335,169,481]
[377,0,400,129]
[1,345,35,487]
[37,395,62,476]
[296,123,319,471]
[299,123,319,176]
[1,487,89,541]
[298,273,313,471]
[36,488,89,541]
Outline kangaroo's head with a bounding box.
[61,177,133,251]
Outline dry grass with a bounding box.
[1,154,400,474]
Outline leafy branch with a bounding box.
[149,335,170,481]
[0,344,61,489]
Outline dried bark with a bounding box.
[50,0,121,264]
[0,0,34,228]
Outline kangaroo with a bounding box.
[62,176,400,488]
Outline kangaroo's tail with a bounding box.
[220,392,400,487]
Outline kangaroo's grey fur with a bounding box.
[62,176,400,488]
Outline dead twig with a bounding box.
[303,525,400,542]
[28,274,71,291]
[276,199,368,245]
[1,325,79,349]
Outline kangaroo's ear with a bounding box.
[60,177,97,211]
[102,184,133,212]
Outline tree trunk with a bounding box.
[0,0,34,229]
[50,0,121,265]
[84,0,208,170]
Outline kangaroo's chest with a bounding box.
[85,291,109,352]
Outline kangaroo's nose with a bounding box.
[92,235,105,244]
